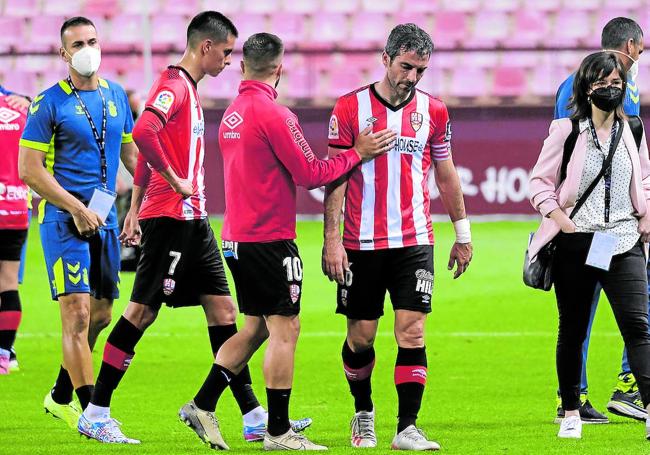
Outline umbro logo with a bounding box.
[223,111,243,130]
[0,107,20,124]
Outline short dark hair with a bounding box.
[60,16,95,44]
[601,17,643,49]
[384,23,433,61]
[187,11,238,48]
[243,33,284,75]
[569,51,627,121]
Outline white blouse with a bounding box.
[573,119,639,254]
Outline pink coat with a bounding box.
[528,118,650,260]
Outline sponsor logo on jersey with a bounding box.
[289,284,301,303]
[163,278,176,296]
[223,111,243,129]
[108,100,118,117]
[193,119,205,136]
[286,118,316,162]
[410,112,423,132]
[415,269,433,295]
[392,136,424,155]
[328,114,339,139]
[0,107,20,131]
[0,183,28,201]
[153,90,174,114]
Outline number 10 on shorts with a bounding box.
[283,257,303,282]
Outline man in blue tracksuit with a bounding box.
[554,17,646,424]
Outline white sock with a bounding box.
[84,403,110,421]
[243,405,267,426]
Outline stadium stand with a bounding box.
[0,0,648,105]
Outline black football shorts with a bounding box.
[222,240,302,317]
[0,229,28,261]
[336,245,434,320]
[131,217,230,309]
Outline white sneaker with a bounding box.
[645,417,650,440]
[263,429,327,451]
[350,409,376,448]
[558,415,582,439]
[391,425,440,451]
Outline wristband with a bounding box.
[453,218,471,244]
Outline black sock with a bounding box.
[266,388,291,436]
[51,365,74,404]
[76,384,94,410]
[194,363,234,412]
[0,290,21,350]
[91,317,143,407]
[395,347,427,433]
[208,324,260,415]
[342,340,375,412]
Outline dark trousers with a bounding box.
[553,232,650,410]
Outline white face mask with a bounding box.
[608,49,639,82]
[66,46,101,77]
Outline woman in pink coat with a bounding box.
[529,51,650,440]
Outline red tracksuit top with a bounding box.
[220,80,360,242]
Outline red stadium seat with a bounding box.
[348,12,389,49]
[270,13,308,49]
[42,0,75,15]
[199,66,242,100]
[4,0,39,17]
[150,14,187,51]
[465,11,511,49]
[390,12,432,32]
[513,10,550,48]
[561,0,602,11]
[105,14,145,52]
[21,15,64,53]
[83,0,121,17]
[160,0,200,16]
[483,0,521,12]
[431,11,469,49]
[199,0,241,14]
[492,66,528,97]
[402,0,442,13]
[361,0,397,13]
[0,17,24,49]
[448,67,488,98]
[242,0,281,13]
[304,13,348,50]
[530,64,564,97]
[1,71,38,98]
[323,0,361,13]
[281,54,316,99]
[282,0,320,14]
[526,0,562,12]
[120,0,162,15]
[231,14,267,47]
[440,0,481,12]
[547,10,593,47]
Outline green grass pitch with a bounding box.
[1,220,647,454]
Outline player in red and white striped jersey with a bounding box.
[81,13,289,447]
[322,24,473,451]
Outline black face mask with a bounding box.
[590,86,623,112]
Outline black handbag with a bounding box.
[523,118,624,291]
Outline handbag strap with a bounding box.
[568,118,624,219]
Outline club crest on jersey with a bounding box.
[410,112,423,132]
[153,90,174,114]
[328,114,339,139]
[163,278,176,296]
[289,284,300,304]
[108,100,117,117]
